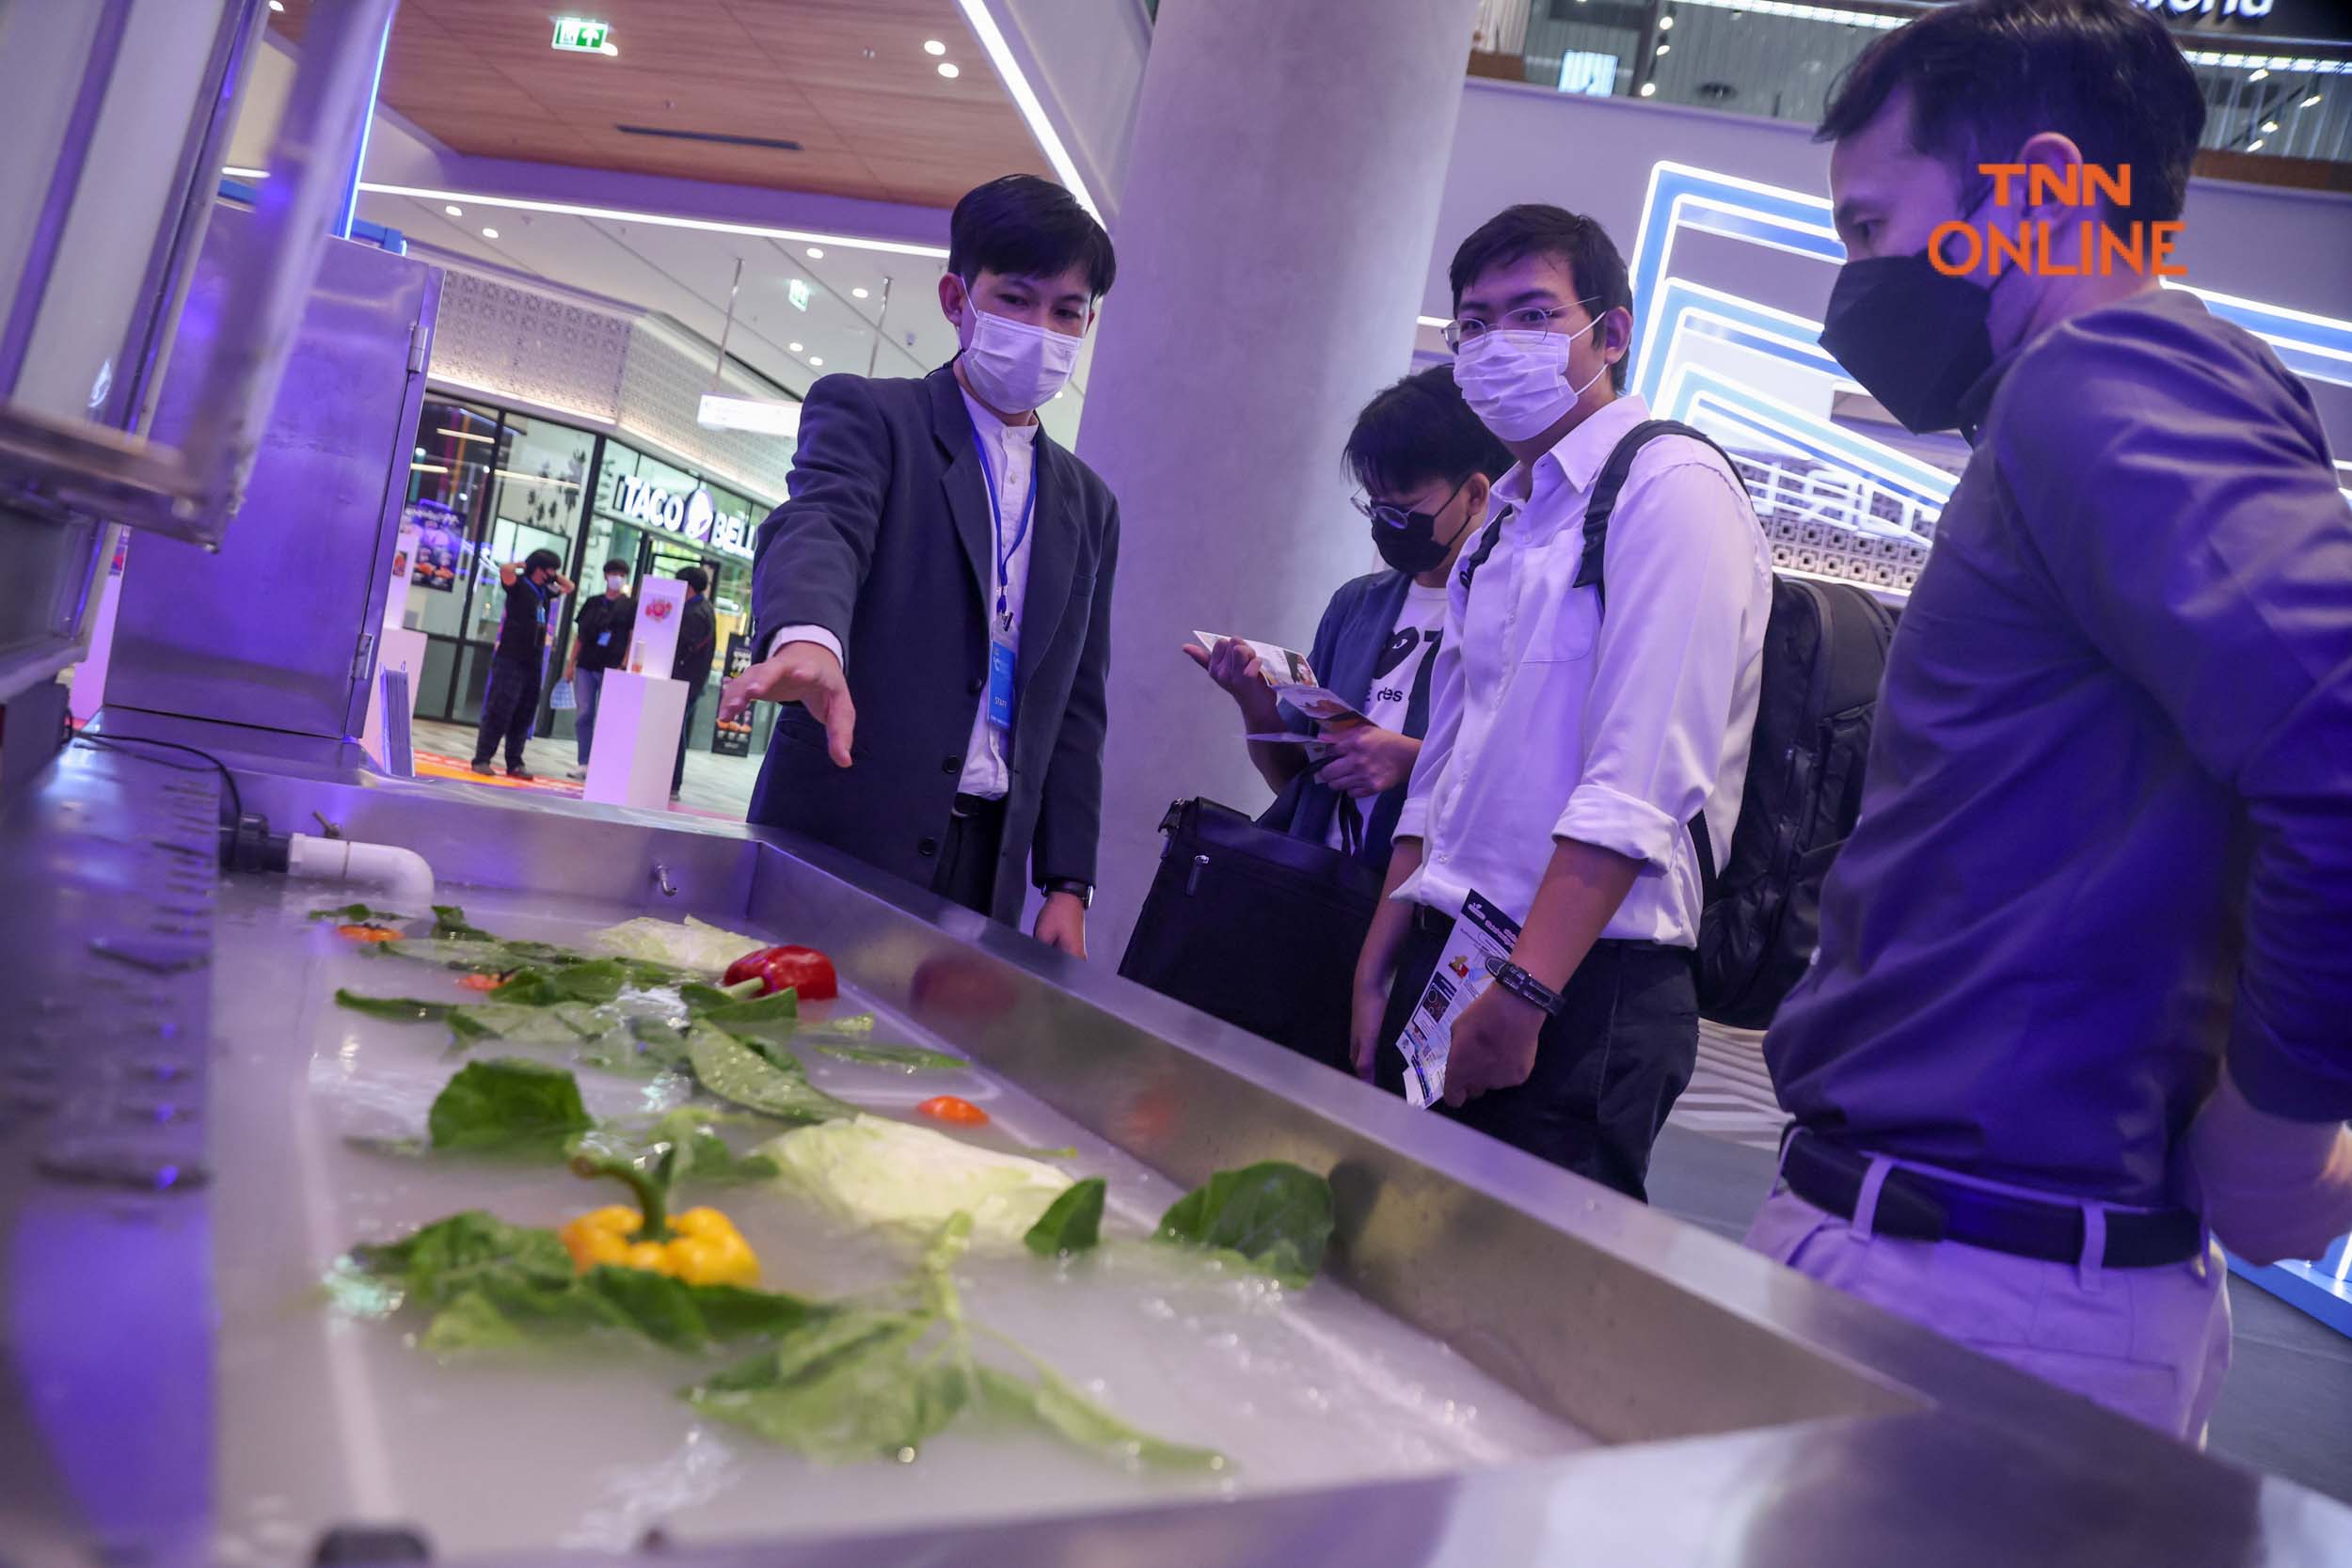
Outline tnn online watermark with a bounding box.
[1931,164,2186,278]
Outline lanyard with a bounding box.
[966,410,1037,628]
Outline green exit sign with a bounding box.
[550,17,610,53]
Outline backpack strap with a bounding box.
[1573,419,1755,612]
[1456,501,1515,591]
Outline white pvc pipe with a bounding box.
[285,832,436,905]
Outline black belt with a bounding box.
[1782,1132,2203,1270]
[950,793,1006,821]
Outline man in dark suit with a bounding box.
[719,176,1119,957]
[670,565,716,800]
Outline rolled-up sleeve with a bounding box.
[1997,316,2352,1122]
[1554,453,1766,865]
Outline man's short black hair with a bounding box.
[677,565,709,594]
[948,175,1116,299]
[524,547,563,574]
[1818,0,2204,233]
[601,558,628,577]
[1448,205,1633,392]
[1343,364,1517,499]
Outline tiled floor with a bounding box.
[411,718,760,820]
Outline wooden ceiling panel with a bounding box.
[269,0,1049,214]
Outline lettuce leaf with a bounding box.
[761,1117,1072,1244]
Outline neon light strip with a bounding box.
[957,0,1101,223]
[1661,361,1955,510]
[357,182,950,261]
[339,14,392,240]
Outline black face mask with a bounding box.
[1365,477,1475,576]
[1819,250,1995,435]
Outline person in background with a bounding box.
[719,175,1120,955]
[1748,0,2352,1439]
[1185,364,1513,874]
[470,546,572,780]
[1350,205,1772,1201]
[564,557,632,780]
[671,565,717,800]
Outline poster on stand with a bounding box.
[711,633,755,757]
[628,576,688,678]
[404,499,461,592]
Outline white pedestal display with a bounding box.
[582,670,688,810]
[360,626,430,768]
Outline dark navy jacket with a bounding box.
[1258,569,1437,870]
[746,366,1119,924]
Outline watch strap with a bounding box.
[1484,955,1567,1018]
[1039,878,1094,907]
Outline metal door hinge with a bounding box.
[352,630,375,679]
[405,321,428,375]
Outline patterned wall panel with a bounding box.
[427,266,796,505]
[430,270,629,424]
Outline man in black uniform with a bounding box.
[564,556,633,778]
[670,565,717,800]
[470,547,572,779]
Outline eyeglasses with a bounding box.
[1441,297,1599,351]
[1352,474,1472,531]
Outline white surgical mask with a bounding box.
[1454,317,1611,442]
[957,304,1082,414]
[606,574,627,593]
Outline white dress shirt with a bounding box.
[766,387,1038,799]
[1392,394,1772,947]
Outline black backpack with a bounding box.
[1467,419,1897,1030]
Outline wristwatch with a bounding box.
[1485,955,1568,1018]
[1039,878,1094,908]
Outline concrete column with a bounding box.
[1074,0,1481,959]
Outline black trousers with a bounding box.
[930,794,1004,915]
[1374,905,1698,1201]
[671,682,705,794]
[472,656,542,768]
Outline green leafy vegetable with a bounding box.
[974,1364,1225,1472]
[687,1027,853,1124]
[594,915,767,975]
[693,990,802,1045]
[432,904,498,942]
[425,1058,594,1157]
[1154,1162,1335,1290]
[310,902,413,925]
[448,1001,614,1049]
[368,938,516,974]
[588,1112,781,1185]
[761,1117,1071,1243]
[349,1211,576,1310]
[686,1309,966,1462]
[1023,1178,1105,1258]
[335,989,456,1023]
[802,1037,965,1072]
[493,958,630,1007]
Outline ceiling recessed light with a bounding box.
[2248,137,2265,150]
[600,40,617,55]
[809,356,824,366]
[937,61,960,79]
[2249,67,2268,80]
[2302,92,2323,108]
[1655,41,1670,55]
[444,203,463,216]
[806,245,824,259]
[1639,82,1656,96]
[482,227,500,239]
[2262,119,2280,132]
[923,39,947,55]
[851,287,869,299]
[268,0,284,10]
[788,341,803,353]
[1658,12,1673,25]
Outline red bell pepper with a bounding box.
[723,944,838,1001]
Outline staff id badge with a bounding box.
[986,625,1017,731]
[1393,889,1522,1109]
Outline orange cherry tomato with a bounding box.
[456,972,507,991]
[336,924,402,943]
[916,1095,989,1127]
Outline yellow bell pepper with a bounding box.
[560,1144,758,1286]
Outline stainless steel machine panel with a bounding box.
[4,731,2348,1566]
[107,205,437,741]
